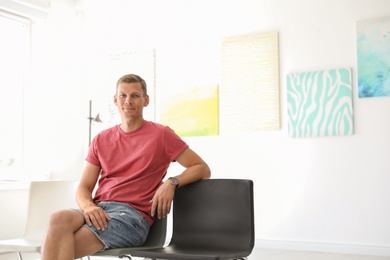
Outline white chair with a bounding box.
[0,180,78,260]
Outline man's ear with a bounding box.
[113,94,118,105]
[144,95,150,107]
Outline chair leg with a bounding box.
[119,255,132,259]
[17,252,23,260]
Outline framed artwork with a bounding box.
[220,31,280,133]
[287,68,354,138]
[357,16,390,98]
[160,84,219,137]
[86,49,156,145]
[85,49,157,129]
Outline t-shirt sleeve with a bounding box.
[164,126,189,162]
[85,135,101,167]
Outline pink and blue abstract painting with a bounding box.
[357,16,390,98]
[287,68,354,138]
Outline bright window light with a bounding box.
[0,11,30,178]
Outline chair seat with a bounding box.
[133,246,250,260]
[92,244,166,257]
[89,216,167,259]
[0,238,42,252]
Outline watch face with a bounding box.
[170,177,179,186]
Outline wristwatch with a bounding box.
[168,177,179,189]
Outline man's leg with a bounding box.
[73,226,105,259]
[41,209,104,260]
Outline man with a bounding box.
[41,74,211,260]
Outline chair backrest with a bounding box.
[142,215,167,247]
[22,181,78,240]
[170,179,254,253]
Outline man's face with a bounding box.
[114,82,149,119]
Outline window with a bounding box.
[0,11,30,178]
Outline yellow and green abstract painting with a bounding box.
[160,84,219,137]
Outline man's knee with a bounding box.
[48,209,84,231]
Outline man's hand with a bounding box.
[82,204,111,231]
[150,181,176,219]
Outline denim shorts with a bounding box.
[76,201,150,250]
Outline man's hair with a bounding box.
[116,74,147,96]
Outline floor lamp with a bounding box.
[87,100,102,146]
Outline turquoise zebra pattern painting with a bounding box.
[287,68,354,138]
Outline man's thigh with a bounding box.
[52,209,105,257]
[74,225,105,258]
[74,202,149,251]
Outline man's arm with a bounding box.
[76,162,111,230]
[171,147,211,188]
[151,147,211,219]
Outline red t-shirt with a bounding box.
[86,121,189,225]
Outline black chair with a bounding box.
[132,179,254,260]
[87,216,167,259]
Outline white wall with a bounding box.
[80,0,390,255]
[1,0,390,257]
